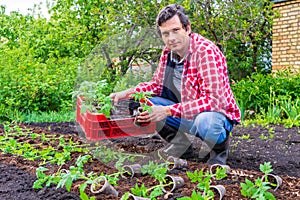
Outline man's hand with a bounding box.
[135,105,172,123]
[109,88,134,105]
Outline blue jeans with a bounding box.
[150,96,233,145]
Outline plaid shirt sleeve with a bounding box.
[133,49,169,95]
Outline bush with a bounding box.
[232,70,300,121]
[0,47,80,121]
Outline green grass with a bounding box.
[1,110,76,123]
[21,111,76,123]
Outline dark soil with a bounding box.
[0,121,299,200]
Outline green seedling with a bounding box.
[122,161,175,199]
[34,154,123,200]
[128,183,165,200]
[1,124,124,200]
[179,171,211,199]
[72,80,113,117]
[33,167,61,189]
[260,162,277,187]
[92,145,146,169]
[0,124,90,166]
[124,162,173,199]
[240,162,276,200]
[178,167,227,200]
[141,161,168,183]
[260,162,273,175]
[178,190,207,200]
[259,134,268,140]
[56,155,92,192]
[130,91,154,113]
[240,134,250,139]
[30,133,39,139]
[241,178,275,200]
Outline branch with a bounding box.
[101,45,113,69]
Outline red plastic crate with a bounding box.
[76,96,156,141]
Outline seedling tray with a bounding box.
[76,96,156,141]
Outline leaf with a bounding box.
[214,166,227,180]
[177,190,204,200]
[79,190,89,200]
[260,162,273,174]
[241,178,255,197]
[80,188,96,200]
[191,190,204,200]
[64,177,73,192]
[35,167,48,179]
[46,174,61,187]
[131,184,147,197]
[177,197,192,200]
[186,170,204,183]
[121,192,131,200]
[141,161,167,183]
[32,179,48,189]
[149,186,163,199]
[264,192,276,200]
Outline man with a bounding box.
[110,4,241,165]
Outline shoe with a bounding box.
[156,121,194,159]
[163,143,194,159]
[206,137,230,165]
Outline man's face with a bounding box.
[159,15,191,58]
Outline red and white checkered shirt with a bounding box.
[134,33,241,123]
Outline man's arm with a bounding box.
[109,88,135,105]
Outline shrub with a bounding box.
[0,49,80,121]
[231,70,300,121]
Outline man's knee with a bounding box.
[190,112,229,145]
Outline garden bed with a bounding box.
[0,122,299,199]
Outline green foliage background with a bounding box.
[1,0,296,124]
[231,71,300,122]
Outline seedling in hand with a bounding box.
[130,91,153,113]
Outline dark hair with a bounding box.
[156,4,190,36]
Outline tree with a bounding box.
[49,0,165,84]
[0,0,279,119]
[188,0,278,79]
